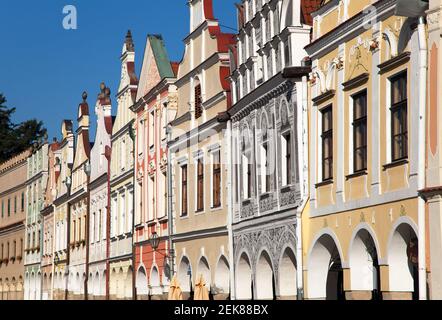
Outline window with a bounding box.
[111,197,117,237]
[21,192,24,212]
[127,190,133,233]
[13,240,16,258]
[260,139,270,194]
[194,84,203,120]
[20,239,23,256]
[391,72,408,161]
[27,233,31,250]
[120,194,126,235]
[149,111,155,149]
[98,209,102,242]
[196,159,204,212]
[281,132,292,186]
[14,196,17,214]
[91,212,96,243]
[7,199,10,217]
[242,152,253,200]
[181,165,188,217]
[212,151,221,208]
[1,200,3,218]
[321,106,333,181]
[352,91,368,172]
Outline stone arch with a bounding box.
[349,227,381,298]
[387,219,419,299]
[382,28,399,60]
[236,251,253,300]
[125,267,133,298]
[279,246,297,299]
[136,266,149,296]
[197,256,211,289]
[150,265,162,296]
[255,250,275,300]
[214,255,230,296]
[307,230,345,300]
[109,268,117,297]
[325,60,339,91]
[313,69,327,94]
[178,256,191,293]
[101,270,106,297]
[36,272,41,299]
[93,272,100,296]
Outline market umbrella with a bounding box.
[194,274,209,300]
[168,275,183,300]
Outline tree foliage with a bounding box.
[0,93,47,163]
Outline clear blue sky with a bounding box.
[0,0,238,141]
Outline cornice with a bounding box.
[305,0,396,59]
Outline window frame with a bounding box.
[180,164,188,217]
[321,105,334,182]
[352,90,368,173]
[390,71,408,162]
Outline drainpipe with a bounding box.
[51,202,56,300]
[295,75,310,300]
[104,147,112,300]
[226,118,236,300]
[65,179,72,300]
[417,16,427,301]
[84,172,91,300]
[166,106,175,278]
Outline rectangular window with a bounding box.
[1,200,3,218]
[260,143,270,193]
[7,198,10,217]
[181,165,188,217]
[213,151,221,208]
[194,84,203,119]
[391,72,408,161]
[353,91,368,172]
[242,154,252,200]
[196,159,204,212]
[21,192,24,212]
[14,196,17,214]
[281,132,292,186]
[321,106,333,181]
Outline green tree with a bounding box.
[0,93,47,163]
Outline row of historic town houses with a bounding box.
[2,0,442,301]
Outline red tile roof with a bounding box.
[302,0,322,26]
[171,62,180,77]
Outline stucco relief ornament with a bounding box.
[348,37,370,78]
[427,10,441,29]
[148,161,155,176]
[369,39,379,52]
[310,74,317,86]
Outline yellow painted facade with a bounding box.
[304,0,426,300]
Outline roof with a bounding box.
[148,34,175,79]
[302,0,322,26]
[171,62,180,77]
